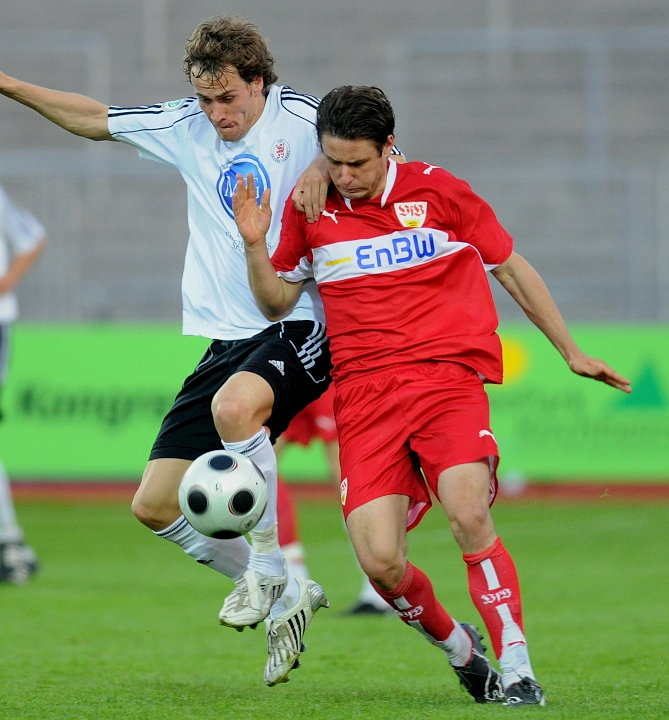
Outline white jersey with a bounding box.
[0,187,46,324]
[107,85,325,340]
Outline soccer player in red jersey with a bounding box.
[234,85,631,706]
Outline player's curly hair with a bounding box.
[183,16,278,94]
[316,86,395,154]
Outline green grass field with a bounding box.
[1,495,667,720]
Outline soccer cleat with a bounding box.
[264,577,329,686]
[0,542,39,585]
[504,677,546,706]
[218,565,287,631]
[452,623,505,704]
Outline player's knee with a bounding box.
[360,553,405,591]
[448,505,495,552]
[131,491,157,528]
[131,487,176,531]
[211,386,256,435]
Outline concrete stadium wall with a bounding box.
[1,1,668,322]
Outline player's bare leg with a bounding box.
[346,495,503,703]
[212,372,292,629]
[132,457,252,582]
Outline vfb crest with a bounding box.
[393,201,427,228]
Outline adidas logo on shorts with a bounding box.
[268,360,285,375]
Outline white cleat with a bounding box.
[0,542,39,585]
[218,565,287,631]
[264,577,329,686]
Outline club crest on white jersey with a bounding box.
[217,154,271,219]
[270,139,291,163]
[393,201,427,228]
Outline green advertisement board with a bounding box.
[0,323,667,482]
[488,325,668,480]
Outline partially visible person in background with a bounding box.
[0,185,46,584]
[275,384,393,614]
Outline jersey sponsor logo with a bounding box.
[161,99,188,112]
[393,201,427,228]
[217,154,271,219]
[270,139,291,163]
[357,232,436,270]
[314,229,465,284]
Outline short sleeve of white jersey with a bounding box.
[108,97,202,166]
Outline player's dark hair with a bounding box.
[183,16,278,94]
[316,86,395,154]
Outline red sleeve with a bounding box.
[270,194,312,274]
[441,170,513,266]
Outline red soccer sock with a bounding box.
[463,536,525,659]
[276,477,299,547]
[373,562,457,643]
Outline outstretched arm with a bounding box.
[0,71,112,141]
[492,251,632,393]
[233,173,303,321]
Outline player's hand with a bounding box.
[291,156,329,222]
[568,353,632,393]
[232,172,272,246]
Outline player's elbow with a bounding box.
[261,303,293,322]
[254,280,300,321]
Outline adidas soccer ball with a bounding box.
[178,450,268,539]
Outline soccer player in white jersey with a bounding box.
[234,85,633,706]
[0,16,333,685]
[0,186,46,584]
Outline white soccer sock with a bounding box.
[440,622,475,668]
[269,575,301,619]
[156,515,250,581]
[223,430,284,576]
[223,429,277,533]
[0,460,23,544]
[282,541,309,580]
[499,642,535,687]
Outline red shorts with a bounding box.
[283,384,337,446]
[335,362,499,530]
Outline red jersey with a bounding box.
[272,160,513,384]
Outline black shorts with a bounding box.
[149,320,331,461]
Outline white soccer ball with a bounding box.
[178,450,267,539]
